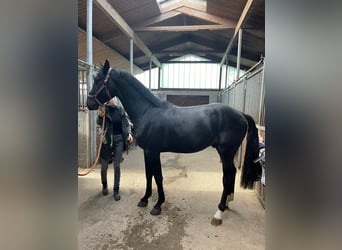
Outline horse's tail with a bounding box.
[240,114,262,189]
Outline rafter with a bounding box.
[94,0,161,67]
[160,0,206,14]
[175,6,236,26]
[152,49,225,55]
[98,29,124,43]
[220,0,254,65]
[133,24,234,32]
[134,10,181,27]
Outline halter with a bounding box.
[87,68,113,106]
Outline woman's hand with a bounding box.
[127,133,133,143]
[98,106,105,117]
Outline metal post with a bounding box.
[149,58,152,89]
[258,58,265,125]
[225,56,229,88]
[236,29,242,80]
[86,0,96,166]
[219,66,222,90]
[238,77,248,168]
[158,67,161,89]
[130,38,133,74]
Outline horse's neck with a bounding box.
[116,75,159,127]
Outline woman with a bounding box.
[97,97,133,200]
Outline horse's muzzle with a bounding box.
[86,97,99,110]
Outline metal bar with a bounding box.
[258,59,265,125]
[236,29,242,80]
[219,66,222,90]
[238,77,248,168]
[130,38,133,74]
[158,67,161,90]
[86,0,93,85]
[78,71,81,109]
[225,56,229,88]
[87,0,96,165]
[149,58,152,89]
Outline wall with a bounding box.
[152,89,220,104]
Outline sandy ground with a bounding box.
[78,146,265,250]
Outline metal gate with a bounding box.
[218,61,265,127]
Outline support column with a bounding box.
[149,58,152,90]
[130,38,133,74]
[158,67,161,89]
[219,66,222,90]
[258,57,265,125]
[225,56,229,88]
[236,29,243,80]
[86,0,97,165]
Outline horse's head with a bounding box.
[86,60,114,110]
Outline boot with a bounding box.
[102,183,108,196]
[113,187,120,201]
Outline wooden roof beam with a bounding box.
[133,24,234,32]
[152,49,225,55]
[160,0,206,13]
[220,0,254,65]
[134,10,181,27]
[176,6,236,26]
[94,0,161,67]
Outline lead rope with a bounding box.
[78,111,106,176]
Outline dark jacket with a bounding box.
[97,104,132,160]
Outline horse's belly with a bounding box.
[140,135,214,153]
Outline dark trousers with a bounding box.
[101,134,124,190]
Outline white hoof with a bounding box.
[211,209,224,225]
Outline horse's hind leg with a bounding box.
[211,149,237,226]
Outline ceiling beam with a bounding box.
[133,24,234,32]
[160,0,206,14]
[98,29,123,43]
[134,10,181,27]
[220,0,254,65]
[152,49,225,56]
[176,6,236,26]
[134,35,190,59]
[94,0,161,67]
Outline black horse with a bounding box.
[87,60,262,225]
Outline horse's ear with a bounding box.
[103,59,110,74]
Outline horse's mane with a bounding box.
[118,70,173,108]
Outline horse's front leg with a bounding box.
[137,150,153,207]
[150,153,165,215]
[140,151,165,215]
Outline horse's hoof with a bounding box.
[211,217,222,226]
[137,200,148,207]
[150,207,161,216]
